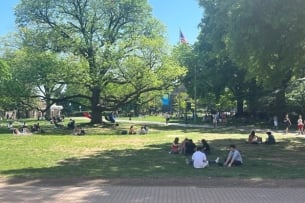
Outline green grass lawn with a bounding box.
[0,117,304,179]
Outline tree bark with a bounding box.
[275,90,286,118]
[90,87,102,124]
[236,97,244,116]
[247,79,258,116]
[45,94,51,119]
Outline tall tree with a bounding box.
[192,0,253,116]
[198,0,305,116]
[15,0,186,123]
[4,47,79,117]
[0,59,12,109]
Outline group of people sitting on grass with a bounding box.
[170,137,210,155]
[67,119,86,135]
[8,118,86,135]
[188,144,242,168]
[128,125,148,135]
[169,137,243,169]
[9,121,41,135]
[169,129,277,169]
[248,130,276,144]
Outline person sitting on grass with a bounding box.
[184,139,196,156]
[190,146,209,168]
[108,111,116,123]
[185,146,220,168]
[139,126,148,135]
[67,119,75,129]
[265,130,276,144]
[170,137,180,154]
[74,127,86,136]
[223,144,243,167]
[12,128,21,135]
[129,125,136,134]
[248,130,260,144]
[21,126,32,135]
[180,138,188,155]
[31,123,41,132]
[143,125,149,133]
[7,121,13,130]
[201,139,211,155]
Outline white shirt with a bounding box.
[298,118,303,125]
[192,151,209,168]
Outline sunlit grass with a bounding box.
[0,117,304,179]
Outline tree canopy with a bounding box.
[194,0,305,117]
[14,0,186,123]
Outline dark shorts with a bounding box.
[232,160,242,166]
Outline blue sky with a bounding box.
[149,0,203,44]
[0,0,203,45]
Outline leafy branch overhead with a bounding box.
[10,0,186,123]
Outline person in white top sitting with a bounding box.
[185,146,221,168]
[191,146,209,169]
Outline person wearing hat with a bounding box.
[265,130,276,144]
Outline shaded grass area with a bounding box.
[0,118,305,179]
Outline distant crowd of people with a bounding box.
[7,117,86,136]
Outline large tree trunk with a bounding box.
[275,90,286,118]
[232,84,244,117]
[247,79,257,116]
[236,97,244,116]
[45,93,51,120]
[90,87,102,124]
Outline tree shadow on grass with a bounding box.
[2,135,305,185]
[1,137,305,202]
[1,136,305,203]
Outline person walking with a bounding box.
[283,114,292,134]
[273,115,278,130]
[297,115,304,135]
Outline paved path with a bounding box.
[117,119,305,136]
[1,178,305,203]
[116,119,211,128]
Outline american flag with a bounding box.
[179,30,188,44]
